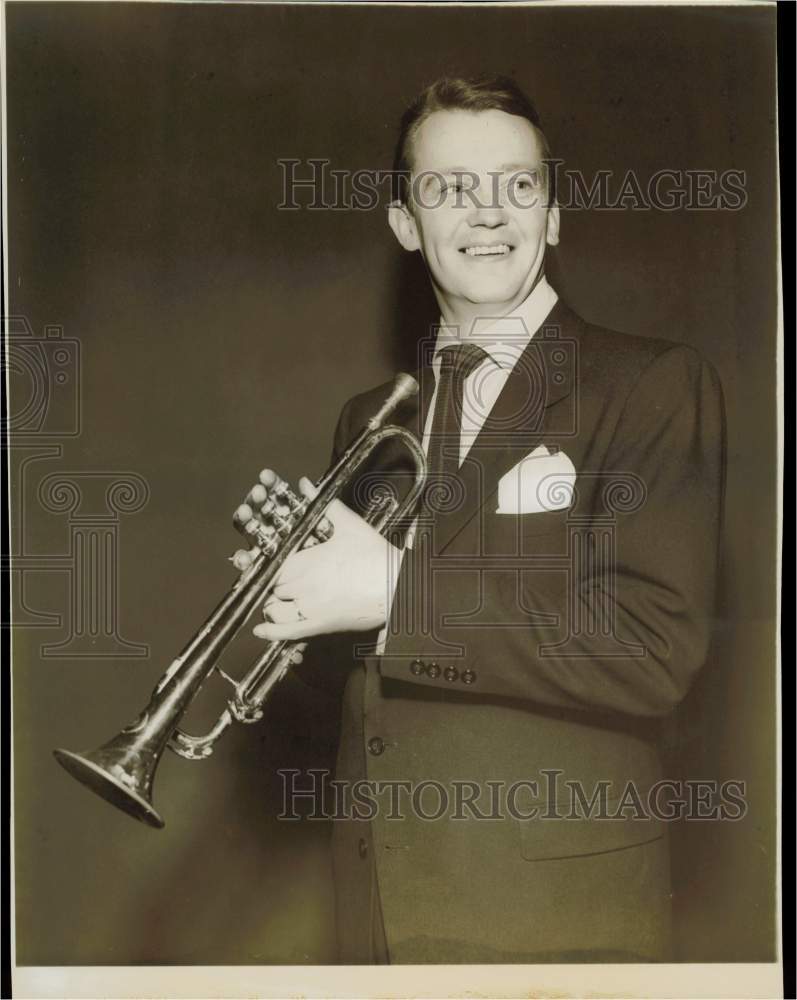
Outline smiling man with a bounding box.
[388,102,559,328]
[255,76,725,965]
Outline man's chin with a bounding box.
[463,281,527,308]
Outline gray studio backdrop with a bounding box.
[8,3,777,965]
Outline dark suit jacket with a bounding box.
[328,300,725,963]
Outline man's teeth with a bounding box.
[464,244,511,256]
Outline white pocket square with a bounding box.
[496,446,576,514]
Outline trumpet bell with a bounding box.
[53,747,165,829]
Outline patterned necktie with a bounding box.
[423,342,490,517]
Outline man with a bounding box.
[254,76,725,964]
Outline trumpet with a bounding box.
[54,373,426,829]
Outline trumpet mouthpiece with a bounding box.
[393,372,419,401]
[367,372,420,430]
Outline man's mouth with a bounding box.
[459,243,513,257]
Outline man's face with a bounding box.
[389,108,559,323]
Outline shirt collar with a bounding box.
[433,276,559,372]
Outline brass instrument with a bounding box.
[54,374,425,829]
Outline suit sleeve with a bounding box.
[379,345,726,719]
[331,396,354,465]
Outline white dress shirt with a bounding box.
[374,276,559,653]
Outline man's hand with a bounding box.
[252,477,399,642]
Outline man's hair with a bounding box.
[391,74,554,205]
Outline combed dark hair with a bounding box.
[392,75,553,204]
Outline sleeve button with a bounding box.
[444,666,459,682]
[426,661,441,679]
[461,669,477,685]
[410,659,426,676]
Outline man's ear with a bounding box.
[388,200,421,252]
[545,202,561,247]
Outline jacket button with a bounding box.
[426,661,441,679]
[358,837,368,859]
[367,736,385,756]
[444,666,459,682]
[410,659,426,676]
[461,669,476,685]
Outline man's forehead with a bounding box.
[411,107,545,172]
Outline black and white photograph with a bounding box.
[3,2,784,998]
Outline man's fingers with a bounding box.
[271,545,317,586]
[323,498,366,533]
[262,597,303,625]
[271,579,297,601]
[253,620,318,642]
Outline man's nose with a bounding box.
[465,180,509,227]
[467,203,507,227]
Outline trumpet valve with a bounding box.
[273,479,306,514]
[234,502,254,525]
[233,506,279,556]
[235,473,333,556]
[230,548,255,571]
[265,504,293,535]
[258,468,279,489]
[248,483,268,506]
